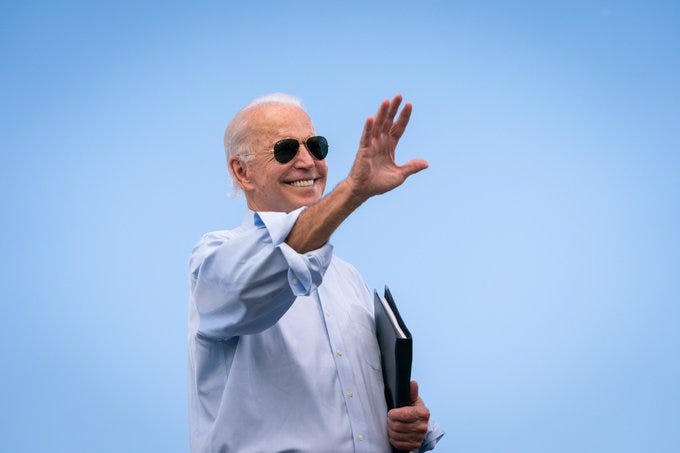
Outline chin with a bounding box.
[287,193,321,210]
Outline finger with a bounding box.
[387,93,403,119]
[390,438,424,451]
[400,158,429,179]
[372,99,390,135]
[388,406,419,423]
[383,94,402,132]
[410,380,419,405]
[359,116,374,148]
[389,431,428,447]
[389,429,427,444]
[388,405,430,427]
[390,102,412,139]
[388,419,428,439]
[390,440,422,451]
[388,417,429,434]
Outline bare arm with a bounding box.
[286,94,428,253]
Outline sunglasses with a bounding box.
[273,136,329,164]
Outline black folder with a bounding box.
[373,286,413,411]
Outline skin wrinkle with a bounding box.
[229,94,432,450]
[230,104,327,214]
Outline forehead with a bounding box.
[245,104,314,143]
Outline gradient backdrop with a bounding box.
[2,1,679,452]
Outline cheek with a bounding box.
[317,175,328,194]
[317,160,329,176]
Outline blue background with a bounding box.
[2,1,679,451]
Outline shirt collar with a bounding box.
[240,210,260,229]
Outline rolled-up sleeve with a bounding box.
[189,208,333,339]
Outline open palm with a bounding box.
[347,94,428,200]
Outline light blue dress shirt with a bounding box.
[188,208,444,452]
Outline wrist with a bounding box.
[338,178,368,209]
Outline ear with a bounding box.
[229,156,253,192]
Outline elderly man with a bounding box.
[188,93,444,452]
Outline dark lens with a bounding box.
[306,136,328,160]
[273,139,300,163]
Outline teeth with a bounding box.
[288,179,314,187]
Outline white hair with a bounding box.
[224,93,305,196]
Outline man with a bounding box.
[188,93,444,452]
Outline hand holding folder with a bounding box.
[375,286,440,451]
[374,286,417,453]
[374,286,413,410]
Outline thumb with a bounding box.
[400,159,429,179]
[410,380,420,405]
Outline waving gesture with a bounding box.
[285,94,429,253]
[347,94,428,201]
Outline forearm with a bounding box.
[287,94,426,253]
[285,179,366,253]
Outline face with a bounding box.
[231,104,328,213]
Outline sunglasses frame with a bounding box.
[273,136,328,164]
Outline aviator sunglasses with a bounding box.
[273,136,329,164]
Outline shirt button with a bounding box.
[291,278,299,285]
[324,311,330,317]
[358,434,365,442]
[336,350,343,356]
[346,390,353,398]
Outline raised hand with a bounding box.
[346,94,428,201]
[285,94,428,253]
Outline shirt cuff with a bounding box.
[255,208,333,296]
[419,418,445,451]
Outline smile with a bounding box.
[286,179,316,187]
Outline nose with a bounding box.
[292,143,316,168]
